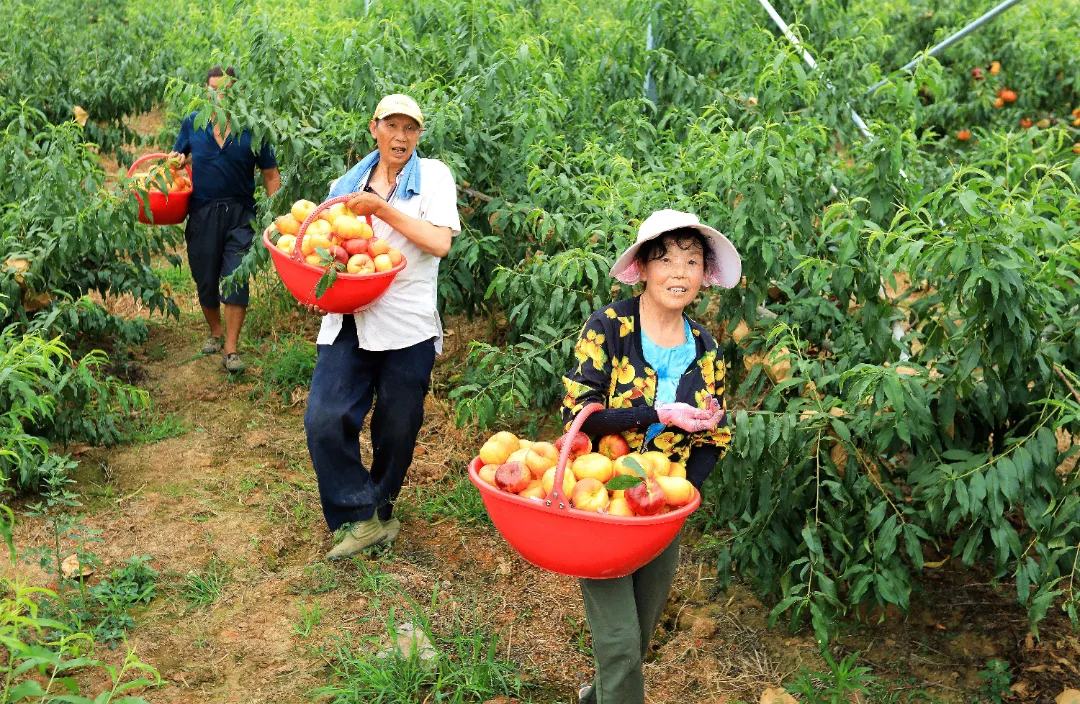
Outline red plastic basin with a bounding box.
[468,403,700,579]
[129,152,192,225]
[266,194,405,314]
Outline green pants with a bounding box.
[577,534,681,704]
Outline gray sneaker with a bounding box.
[326,518,387,560]
[222,352,245,372]
[201,336,224,355]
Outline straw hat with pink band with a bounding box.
[609,209,742,289]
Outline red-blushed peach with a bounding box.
[625,478,666,516]
[495,462,531,494]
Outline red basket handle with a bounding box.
[292,194,374,263]
[546,402,605,510]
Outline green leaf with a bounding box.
[605,475,644,491]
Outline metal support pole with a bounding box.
[644,2,660,103]
[754,0,874,140]
[865,0,1025,96]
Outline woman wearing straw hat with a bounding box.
[560,209,741,704]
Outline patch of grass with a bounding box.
[145,343,169,362]
[152,262,194,294]
[352,557,397,594]
[407,471,490,526]
[290,562,339,595]
[311,592,526,704]
[566,616,593,658]
[258,334,317,404]
[130,411,190,445]
[180,556,229,607]
[293,599,325,639]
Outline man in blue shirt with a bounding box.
[168,65,280,372]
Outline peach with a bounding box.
[478,464,498,487]
[606,497,634,517]
[291,199,316,223]
[495,462,532,494]
[571,453,614,483]
[640,452,672,477]
[598,433,631,460]
[542,466,576,497]
[275,214,300,236]
[519,481,546,501]
[625,478,666,516]
[655,476,694,506]
[525,442,559,479]
[570,478,609,512]
[614,455,653,479]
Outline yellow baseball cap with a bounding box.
[372,94,424,128]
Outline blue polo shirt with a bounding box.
[172,112,277,210]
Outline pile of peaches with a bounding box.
[475,431,697,517]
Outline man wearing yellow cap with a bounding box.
[303,94,461,559]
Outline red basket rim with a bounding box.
[262,229,406,279]
[467,455,700,525]
[128,152,192,195]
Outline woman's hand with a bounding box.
[166,151,186,166]
[657,401,723,433]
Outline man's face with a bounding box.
[207,75,230,102]
[369,115,421,170]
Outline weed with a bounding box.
[312,593,525,703]
[88,556,158,643]
[977,659,1012,703]
[130,411,190,445]
[409,470,490,526]
[259,334,317,404]
[352,558,397,594]
[145,343,168,362]
[290,562,339,595]
[566,616,593,658]
[152,262,193,293]
[293,599,325,638]
[181,556,229,606]
[784,651,874,703]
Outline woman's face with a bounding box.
[369,115,421,172]
[640,236,705,313]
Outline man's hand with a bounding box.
[300,302,330,316]
[166,151,187,166]
[346,192,386,218]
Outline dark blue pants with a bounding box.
[304,316,435,531]
[185,199,255,308]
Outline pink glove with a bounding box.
[657,402,720,433]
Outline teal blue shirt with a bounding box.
[642,318,697,444]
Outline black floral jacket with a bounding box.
[561,296,731,476]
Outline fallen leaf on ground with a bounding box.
[61,554,93,579]
[761,687,798,704]
[1056,689,1080,704]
